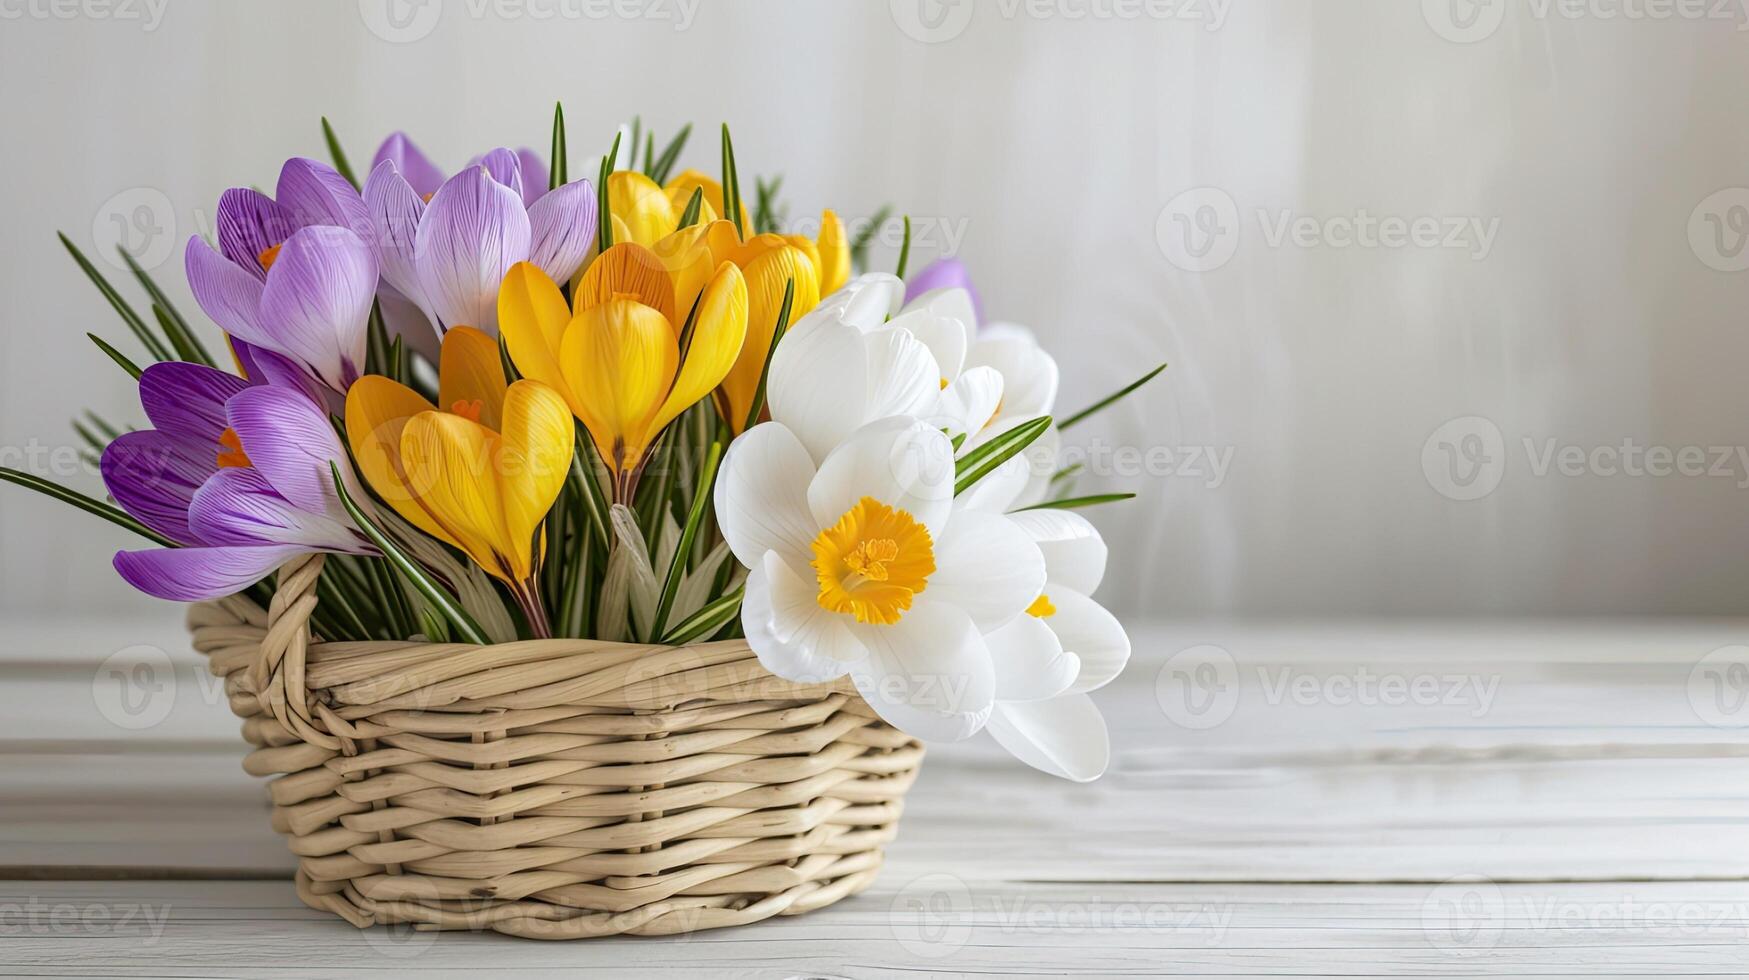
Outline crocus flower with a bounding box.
[364,140,596,340]
[499,248,748,499]
[345,327,574,633]
[714,415,1047,740]
[654,170,849,295]
[186,223,379,396]
[985,510,1131,781]
[102,363,375,601]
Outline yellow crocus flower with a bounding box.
[709,227,822,433]
[499,248,749,500]
[606,170,679,247]
[344,327,574,633]
[662,168,748,232]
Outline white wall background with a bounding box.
[2,0,1747,620]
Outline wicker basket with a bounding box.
[187,553,924,939]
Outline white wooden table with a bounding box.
[4,616,1748,976]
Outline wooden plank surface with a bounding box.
[3,614,1748,974]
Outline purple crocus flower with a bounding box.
[101,362,374,602]
[904,258,984,328]
[185,224,379,395]
[364,133,596,339]
[214,157,370,280]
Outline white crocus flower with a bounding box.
[943,324,1063,513]
[985,509,1132,781]
[715,415,1048,741]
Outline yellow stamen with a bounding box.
[1026,593,1057,619]
[257,243,282,272]
[812,497,935,625]
[216,427,251,469]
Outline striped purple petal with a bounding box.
[372,132,446,200]
[137,361,251,445]
[216,188,294,279]
[187,467,364,552]
[256,225,378,391]
[100,430,214,546]
[113,543,307,602]
[275,157,370,241]
[414,166,530,335]
[515,148,549,207]
[225,384,352,518]
[186,237,266,340]
[363,159,430,319]
[527,178,597,284]
[473,148,526,205]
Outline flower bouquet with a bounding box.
[6,111,1161,938]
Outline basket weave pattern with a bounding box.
[188,554,924,939]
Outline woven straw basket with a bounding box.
[186,553,925,939]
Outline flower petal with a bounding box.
[860,326,941,423]
[970,331,1059,419]
[984,613,1078,702]
[473,147,526,203]
[607,170,678,247]
[257,225,378,391]
[929,509,1047,633]
[215,188,292,278]
[401,410,513,582]
[903,259,983,327]
[527,178,597,284]
[849,600,994,741]
[363,159,430,320]
[497,380,574,582]
[557,298,676,471]
[225,384,354,518]
[742,551,863,684]
[651,261,747,436]
[516,148,549,206]
[815,209,851,295]
[114,544,307,603]
[137,361,250,446]
[437,326,509,431]
[185,237,266,341]
[1050,587,1131,695]
[713,421,818,570]
[275,157,369,240]
[187,467,362,551]
[1008,509,1107,594]
[808,417,955,540]
[497,262,572,398]
[100,430,212,545]
[372,132,446,199]
[813,272,904,331]
[987,694,1109,782]
[415,166,532,334]
[575,242,677,325]
[889,286,973,382]
[935,365,1004,439]
[767,316,869,464]
[721,243,821,433]
[344,375,455,547]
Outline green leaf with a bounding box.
[548,102,568,191]
[955,416,1052,496]
[720,124,745,239]
[753,175,783,235]
[0,467,175,547]
[677,186,705,231]
[119,248,214,367]
[71,418,107,454]
[60,233,171,362]
[329,462,490,645]
[661,585,744,645]
[571,428,612,547]
[320,117,360,189]
[642,131,655,177]
[596,130,623,253]
[88,333,143,380]
[895,214,913,280]
[742,277,796,433]
[1058,362,1168,430]
[650,439,722,641]
[365,301,390,377]
[1051,462,1084,484]
[649,123,691,185]
[83,411,125,440]
[849,205,891,273]
[1018,493,1138,512]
